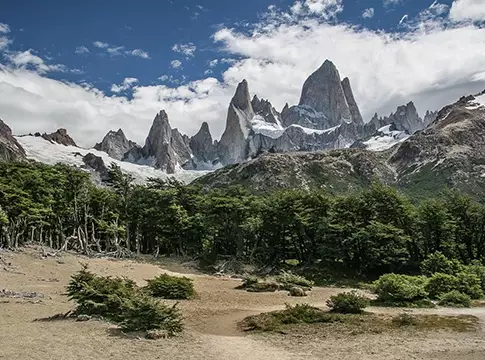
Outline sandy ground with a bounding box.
[1,247,485,360]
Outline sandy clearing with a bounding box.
[1,247,485,360]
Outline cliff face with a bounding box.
[0,119,25,162]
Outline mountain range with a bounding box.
[1,59,483,198]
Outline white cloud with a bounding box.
[209,59,219,67]
[6,49,68,74]
[0,23,10,34]
[362,8,375,19]
[172,43,197,58]
[2,0,485,150]
[170,60,182,69]
[383,0,402,7]
[93,41,150,58]
[0,36,11,51]
[204,69,213,75]
[93,41,109,49]
[399,14,409,24]
[130,49,150,58]
[290,0,343,19]
[111,77,138,93]
[75,46,90,54]
[450,0,485,22]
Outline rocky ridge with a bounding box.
[195,92,485,200]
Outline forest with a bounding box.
[1,160,485,280]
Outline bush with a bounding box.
[275,271,314,290]
[464,263,485,292]
[66,266,184,334]
[421,252,464,276]
[426,273,458,299]
[66,265,138,322]
[241,275,259,288]
[438,291,472,308]
[373,274,428,303]
[119,294,183,334]
[326,291,369,314]
[456,272,483,299]
[145,274,196,300]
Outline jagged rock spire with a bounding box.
[218,79,255,165]
[41,128,77,147]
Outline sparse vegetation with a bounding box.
[392,313,418,326]
[145,274,196,300]
[326,291,369,314]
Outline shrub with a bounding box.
[326,291,369,314]
[66,265,138,322]
[438,291,472,308]
[373,274,428,303]
[66,266,184,335]
[421,252,463,276]
[426,273,458,299]
[456,272,483,299]
[392,313,418,326]
[241,275,259,288]
[145,274,196,300]
[119,294,183,334]
[246,281,279,292]
[275,271,314,290]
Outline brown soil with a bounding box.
[1,247,485,360]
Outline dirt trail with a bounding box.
[1,247,485,360]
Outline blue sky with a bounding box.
[0,0,484,146]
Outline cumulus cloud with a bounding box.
[362,8,375,19]
[0,23,10,34]
[170,60,182,69]
[93,40,150,59]
[290,0,344,19]
[450,0,485,22]
[110,77,139,93]
[75,46,90,54]
[2,0,485,149]
[172,43,197,58]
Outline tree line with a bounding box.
[1,161,485,279]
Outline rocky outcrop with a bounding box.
[94,129,137,160]
[82,153,109,181]
[194,149,395,192]
[41,129,77,147]
[218,80,254,165]
[0,119,25,161]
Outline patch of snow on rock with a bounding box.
[363,126,409,151]
[15,135,208,184]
